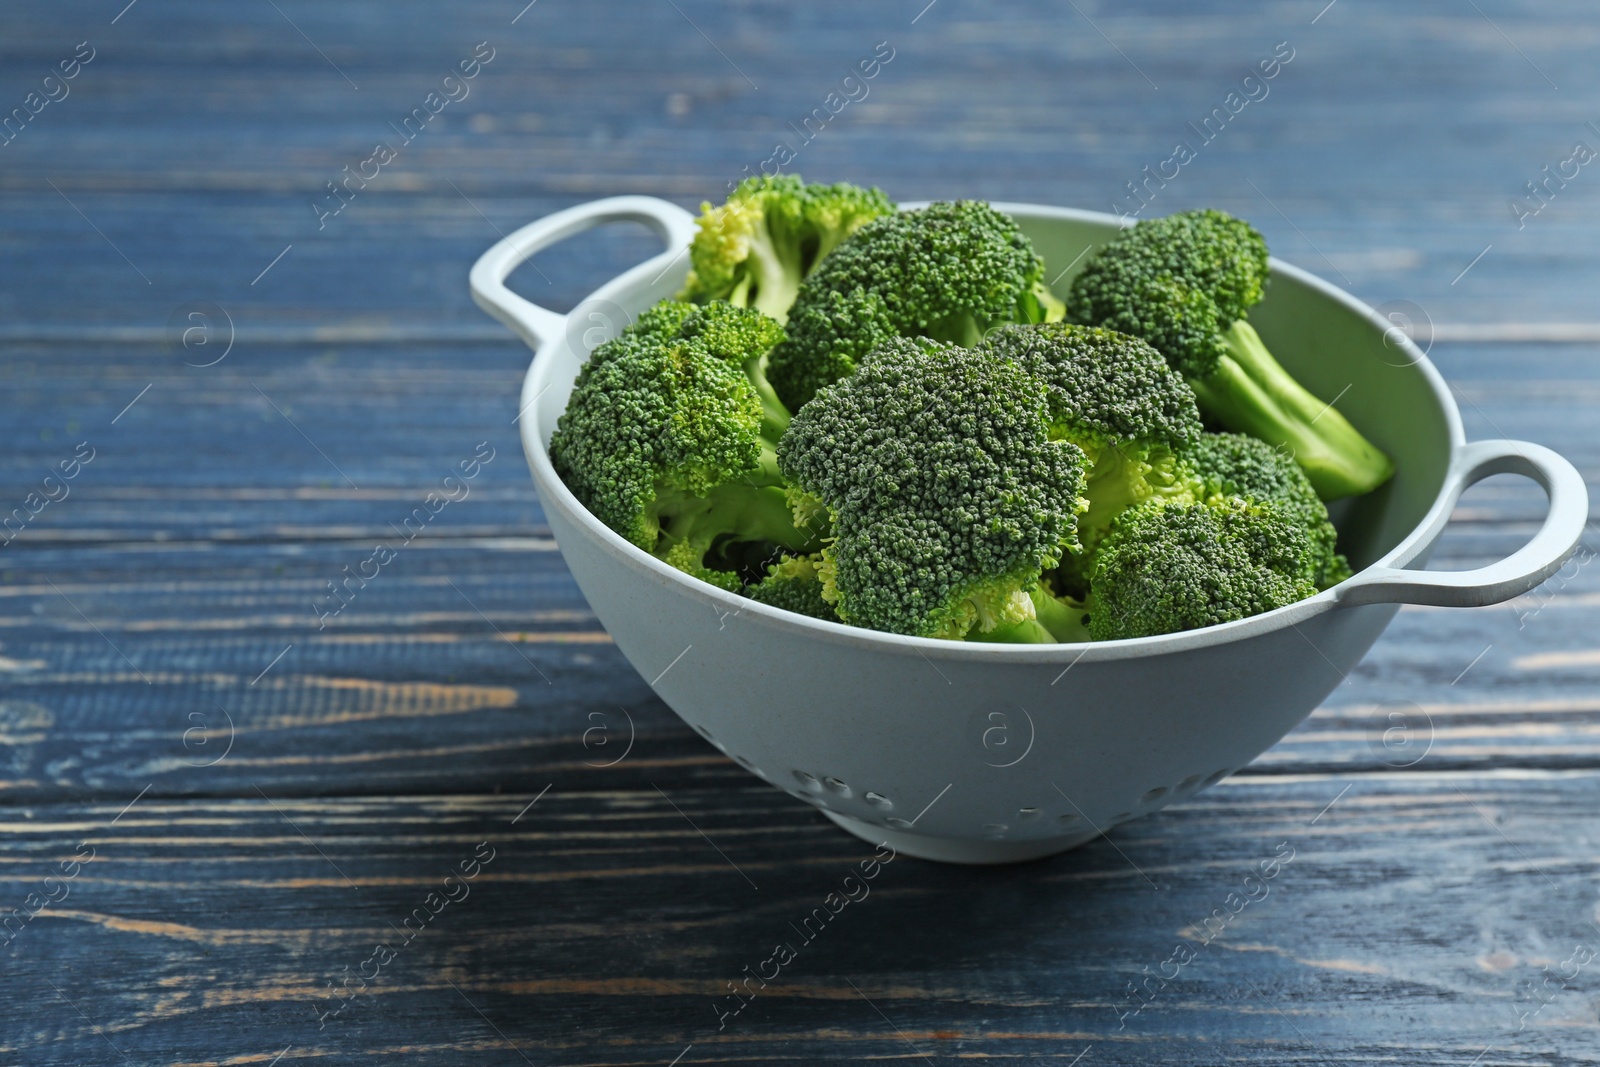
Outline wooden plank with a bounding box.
[0,341,541,543]
[1,773,1596,1064]
[0,3,1599,327]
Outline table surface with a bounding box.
[4,1,1600,1063]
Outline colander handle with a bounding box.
[1337,439,1590,607]
[468,195,699,350]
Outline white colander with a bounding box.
[471,196,1586,864]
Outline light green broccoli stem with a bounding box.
[924,312,988,348]
[745,354,791,441]
[811,226,856,266]
[972,617,1056,644]
[927,283,1063,349]
[744,228,805,324]
[969,587,1089,644]
[653,480,820,567]
[1188,320,1394,501]
[1077,444,1194,553]
[1030,586,1090,641]
[752,440,784,486]
[1029,279,1067,324]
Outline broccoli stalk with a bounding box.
[1186,319,1393,500]
[926,277,1065,347]
[971,585,1091,643]
[1067,209,1393,500]
[729,220,803,321]
[652,480,810,592]
[746,359,790,442]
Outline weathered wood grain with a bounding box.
[3,774,1599,1065]
[5,0,1600,1060]
[2,1,1600,328]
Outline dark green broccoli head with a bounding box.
[678,175,894,322]
[550,301,796,562]
[1066,209,1268,379]
[980,322,1204,582]
[778,336,1088,639]
[979,322,1202,454]
[1087,496,1318,640]
[768,201,1062,412]
[746,553,840,621]
[767,286,896,415]
[1184,432,1352,588]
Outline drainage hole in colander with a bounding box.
[1204,768,1232,786]
[1140,786,1169,805]
[884,817,913,829]
[1057,813,1081,826]
[695,725,716,743]
[982,823,1008,837]
[1017,807,1040,820]
[822,776,851,797]
[791,770,821,791]
[1177,774,1203,791]
[731,754,756,772]
[864,791,892,810]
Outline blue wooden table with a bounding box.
[4,1,1599,1063]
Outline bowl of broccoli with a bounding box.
[471,179,1587,864]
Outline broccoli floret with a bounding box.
[981,323,1202,454]
[676,298,792,439]
[1185,432,1352,590]
[1087,496,1318,640]
[549,300,817,586]
[979,322,1203,564]
[1067,209,1393,500]
[746,553,840,621]
[678,175,894,324]
[768,201,1065,412]
[778,336,1088,640]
